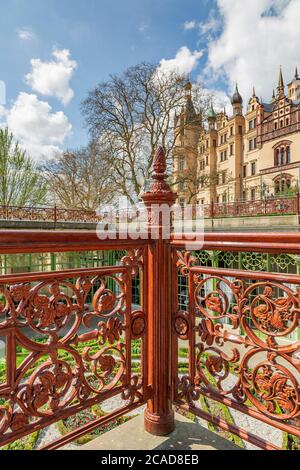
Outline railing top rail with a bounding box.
[171,231,300,253]
[0,230,152,254]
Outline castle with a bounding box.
[173,67,300,206]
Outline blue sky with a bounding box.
[0,0,300,159]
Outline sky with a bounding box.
[0,0,300,161]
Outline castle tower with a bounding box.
[231,83,243,116]
[288,67,300,101]
[173,81,203,204]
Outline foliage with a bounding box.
[1,431,40,451]
[57,406,133,445]
[282,432,300,450]
[0,127,47,206]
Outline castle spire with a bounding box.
[277,65,285,96]
[252,86,256,97]
[295,66,299,80]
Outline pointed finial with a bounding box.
[153,146,166,175]
[252,86,256,97]
[277,65,284,94]
[142,146,176,205]
[295,66,299,80]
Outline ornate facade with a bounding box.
[173,67,300,205]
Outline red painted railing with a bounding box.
[0,194,298,226]
[171,233,300,450]
[0,148,299,450]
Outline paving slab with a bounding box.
[79,413,241,451]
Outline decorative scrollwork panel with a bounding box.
[173,250,300,444]
[0,262,146,447]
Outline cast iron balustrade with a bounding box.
[0,195,299,227]
[0,148,299,450]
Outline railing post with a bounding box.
[142,147,176,436]
[54,204,57,228]
[210,199,214,219]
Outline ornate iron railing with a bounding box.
[0,148,299,450]
[171,233,300,450]
[0,234,149,450]
[0,194,298,227]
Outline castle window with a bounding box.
[222,173,226,184]
[251,162,256,176]
[251,188,256,201]
[230,144,234,156]
[230,126,233,136]
[179,157,185,171]
[274,122,278,130]
[274,175,292,195]
[280,119,284,128]
[274,143,291,166]
[243,165,247,178]
[286,118,289,126]
[249,118,256,130]
[206,156,208,166]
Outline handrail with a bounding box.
[0,230,152,254]
[171,231,300,253]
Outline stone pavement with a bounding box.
[79,413,241,451]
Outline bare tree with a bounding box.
[0,127,47,206]
[81,63,210,204]
[43,142,113,210]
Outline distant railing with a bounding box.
[202,194,299,219]
[0,195,298,226]
[0,205,101,224]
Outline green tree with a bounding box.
[0,127,47,206]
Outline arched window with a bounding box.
[274,174,293,195]
[274,142,292,166]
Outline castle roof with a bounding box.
[231,83,243,105]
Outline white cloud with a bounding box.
[17,28,35,41]
[184,20,197,30]
[25,48,77,105]
[203,0,300,102]
[199,11,221,37]
[158,46,203,76]
[2,92,72,160]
